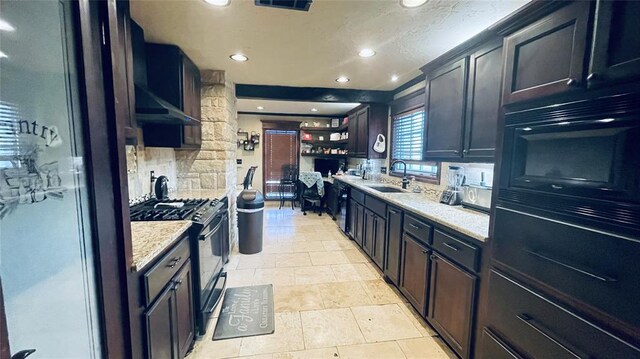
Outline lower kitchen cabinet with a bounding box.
[427,252,477,359]
[363,209,386,269]
[349,199,364,248]
[384,206,403,285]
[478,329,521,359]
[400,233,431,317]
[142,236,195,359]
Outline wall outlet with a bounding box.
[380,166,387,174]
[236,159,243,165]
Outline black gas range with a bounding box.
[130,196,229,337]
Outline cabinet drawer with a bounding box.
[365,195,386,218]
[479,328,521,359]
[493,206,640,328]
[432,229,479,272]
[486,270,640,359]
[403,214,432,245]
[351,188,365,204]
[144,237,190,306]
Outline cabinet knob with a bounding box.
[587,73,599,82]
[422,250,428,254]
[566,78,578,86]
[453,150,459,154]
[462,149,468,154]
[430,254,437,260]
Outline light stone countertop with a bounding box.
[131,220,192,271]
[333,175,490,243]
[130,188,233,271]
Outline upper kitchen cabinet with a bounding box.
[588,0,640,87]
[501,1,591,105]
[422,39,503,161]
[142,44,202,148]
[347,104,389,159]
[464,42,503,160]
[107,0,137,144]
[424,58,468,160]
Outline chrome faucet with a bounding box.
[391,160,410,189]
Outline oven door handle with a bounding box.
[200,215,226,241]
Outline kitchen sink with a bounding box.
[365,185,406,193]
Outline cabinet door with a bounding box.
[347,113,358,155]
[145,286,177,359]
[356,108,369,157]
[589,0,640,86]
[425,58,467,159]
[464,43,503,160]
[107,0,137,143]
[362,209,375,256]
[400,234,430,316]
[427,253,476,359]
[347,198,356,239]
[479,329,521,359]
[384,207,403,285]
[372,216,386,269]
[174,262,194,358]
[353,202,364,248]
[502,1,591,104]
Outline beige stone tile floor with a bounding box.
[188,203,456,359]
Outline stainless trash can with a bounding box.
[237,189,264,254]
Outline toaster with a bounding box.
[461,185,492,213]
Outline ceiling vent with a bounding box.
[255,0,312,12]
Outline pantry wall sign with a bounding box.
[0,116,66,219]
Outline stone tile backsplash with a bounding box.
[126,145,177,203]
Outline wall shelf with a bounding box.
[301,139,348,145]
[301,153,348,159]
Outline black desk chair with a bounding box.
[279,164,298,209]
[299,180,322,216]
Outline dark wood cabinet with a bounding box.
[424,57,468,159]
[464,42,503,160]
[502,1,591,105]
[479,329,521,359]
[145,285,176,359]
[107,0,137,144]
[142,238,194,359]
[174,262,194,358]
[349,199,364,248]
[400,233,430,317]
[589,0,640,87]
[384,206,403,285]
[346,104,388,159]
[363,209,375,256]
[143,44,202,148]
[427,252,477,359]
[372,214,386,269]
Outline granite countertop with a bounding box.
[130,188,233,271]
[130,220,192,271]
[333,175,490,242]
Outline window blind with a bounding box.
[391,108,425,161]
[264,129,298,199]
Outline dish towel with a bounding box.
[298,171,324,197]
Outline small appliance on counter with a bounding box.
[461,185,492,213]
[440,165,465,205]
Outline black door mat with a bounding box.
[212,284,275,340]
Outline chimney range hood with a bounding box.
[131,20,194,125]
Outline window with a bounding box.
[263,128,299,200]
[391,107,439,182]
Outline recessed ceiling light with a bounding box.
[358,48,376,58]
[257,106,264,110]
[311,108,318,112]
[0,51,7,59]
[400,0,427,8]
[336,77,350,83]
[391,75,399,82]
[204,0,230,6]
[230,53,248,62]
[0,19,15,32]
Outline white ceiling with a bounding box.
[131,0,529,91]
[237,99,360,115]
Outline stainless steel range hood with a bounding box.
[131,20,193,125]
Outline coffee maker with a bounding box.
[440,166,465,205]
